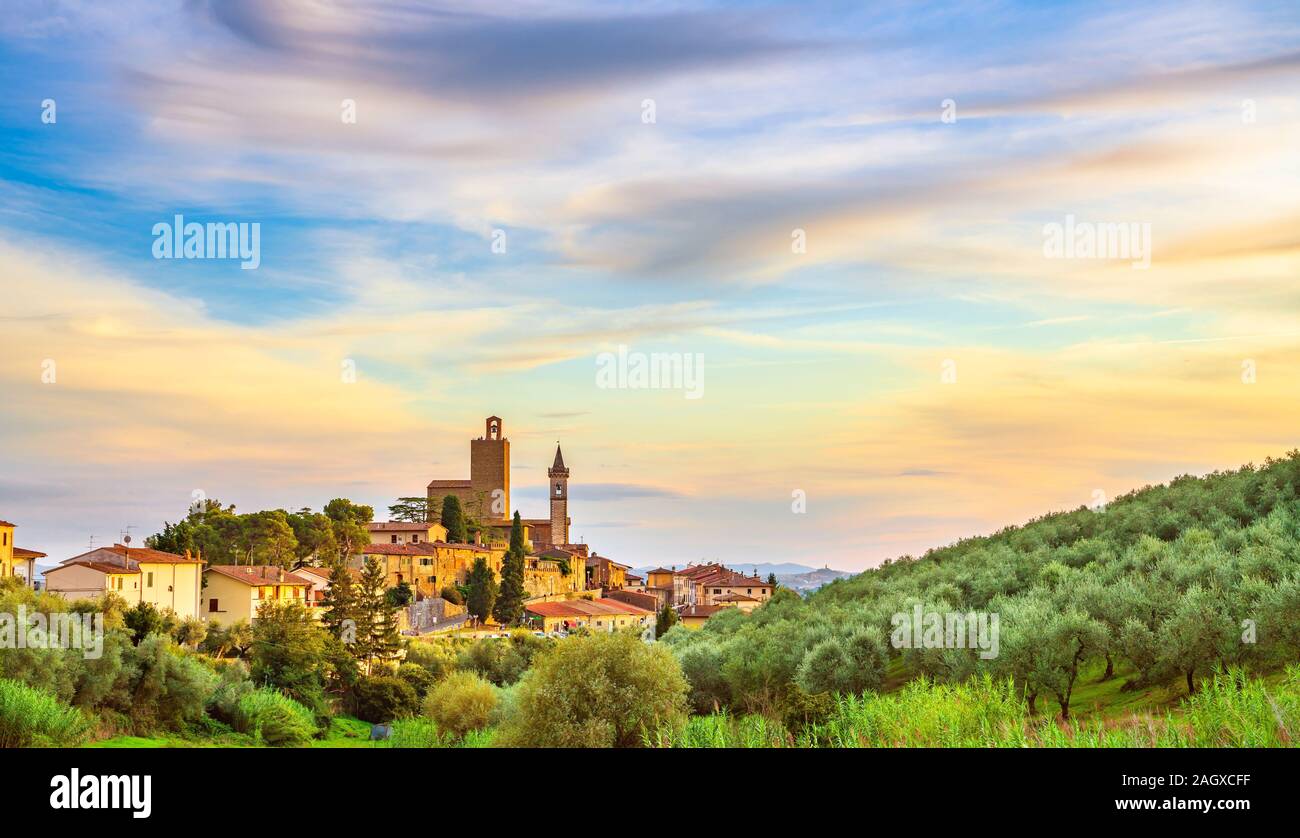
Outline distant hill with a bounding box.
[774,566,853,593]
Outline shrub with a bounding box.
[235,688,316,747]
[423,672,496,738]
[207,660,255,725]
[0,678,89,747]
[498,631,688,747]
[129,634,219,729]
[352,676,419,724]
[404,641,457,680]
[439,586,464,606]
[396,662,435,699]
[389,717,454,748]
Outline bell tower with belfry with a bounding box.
[548,442,570,546]
[469,415,510,521]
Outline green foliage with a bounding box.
[439,495,468,543]
[404,641,457,681]
[0,678,89,747]
[655,603,678,639]
[386,582,414,608]
[124,601,168,644]
[388,497,430,524]
[352,676,420,724]
[396,662,435,698]
[668,452,1300,716]
[234,688,317,747]
[493,513,527,625]
[498,631,688,747]
[251,601,330,715]
[439,585,464,605]
[464,557,497,623]
[352,556,402,671]
[423,671,497,738]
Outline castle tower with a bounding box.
[469,415,510,521]
[548,443,570,546]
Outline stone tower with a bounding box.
[469,416,510,521]
[548,443,570,546]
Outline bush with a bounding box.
[423,672,496,738]
[207,660,255,725]
[0,678,89,747]
[396,662,435,699]
[498,631,688,747]
[389,717,455,748]
[128,634,219,729]
[352,676,420,724]
[439,586,464,606]
[404,641,457,680]
[234,688,316,747]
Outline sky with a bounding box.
[0,0,1298,572]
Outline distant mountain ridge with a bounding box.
[629,562,852,593]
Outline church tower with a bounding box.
[548,443,570,546]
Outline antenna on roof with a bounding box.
[87,535,97,550]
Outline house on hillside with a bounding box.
[44,544,203,618]
[202,565,311,625]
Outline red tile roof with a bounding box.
[427,479,471,489]
[0,520,15,528]
[79,544,201,565]
[368,522,440,532]
[714,592,759,602]
[361,541,492,556]
[46,560,141,576]
[679,605,725,618]
[525,597,654,619]
[12,547,46,559]
[205,565,311,586]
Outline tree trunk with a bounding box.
[1186,668,1196,695]
[1103,653,1114,680]
[1027,691,1038,714]
[1057,693,1070,720]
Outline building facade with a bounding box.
[45,544,203,618]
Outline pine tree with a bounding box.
[655,603,679,638]
[465,556,498,623]
[440,495,468,543]
[353,555,401,673]
[320,552,356,643]
[493,512,528,626]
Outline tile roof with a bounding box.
[46,560,142,576]
[368,522,441,532]
[205,565,311,586]
[12,547,47,559]
[361,541,492,555]
[525,597,654,619]
[679,604,725,618]
[0,520,15,528]
[427,479,471,489]
[714,592,759,602]
[73,544,202,565]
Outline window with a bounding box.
[209,599,219,613]
[391,535,398,543]
[714,588,722,595]
[555,482,562,496]
[412,534,420,543]
[1,532,6,545]
[147,572,154,588]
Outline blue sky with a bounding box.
[1,0,1298,570]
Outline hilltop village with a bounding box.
[1,415,773,638]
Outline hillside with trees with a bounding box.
[664,451,1300,723]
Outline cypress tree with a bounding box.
[493,512,528,626]
[440,495,468,543]
[465,556,498,623]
